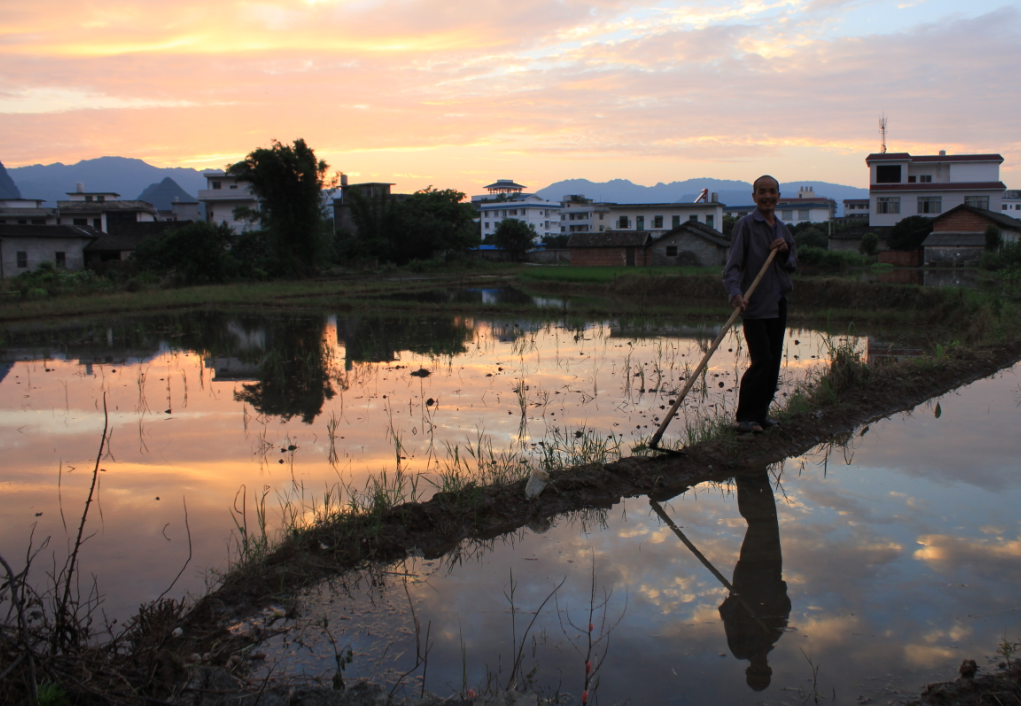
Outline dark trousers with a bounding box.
[736,298,787,423]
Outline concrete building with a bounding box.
[647,222,731,266]
[1002,190,1021,220]
[56,184,158,233]
[198,171,260,233]
[606,201,725,235]
[0,199,59,226]
[843,199,870,220]
[725,187,836,226]
[866,151,1006,227]
[479,194,560,242]
[922,204,1021,267]
[332,179,408,237]
[472,179,528,203]
[559,195,611,234]
[567,231,651,266]
[0,224,98,278]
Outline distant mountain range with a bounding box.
[137,177,200,211]
[0,161,21,199]
[534,178,870,216]
[8,157,209,206]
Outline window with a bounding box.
[920,175,932,183]
[1004,205,1009,210]
[917,196,941,214]
[599,213,604,220]
[229,184,237,190]
[636,216,645,231]
[653,216,663,228]
[666,245,678,257]
[798,210,809,220]
[617,216,630,228]
[212,182,222,189]
[17,219,27,224]
[876,165,901,183]
[782,210,793,220]
[876,197,900,214]
[689,215,698,222]
[97,195,105,203]
[73,218,88,226]
[672,215,680,227]
[706,215,714,229]
[93,218,102,229]
[55,251,66,267]
[908,176,916,183]
[17,251,27,268]
[85,195,93,202]
[964,196,989,210]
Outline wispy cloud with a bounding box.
[0,0,1017,191]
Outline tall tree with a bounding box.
[493,218,537,261]
[228,139,337,275]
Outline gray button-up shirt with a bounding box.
[722,210,797,320]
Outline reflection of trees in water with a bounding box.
[338,314,475,369]
[718,472,791,691]
[233,316,335,424]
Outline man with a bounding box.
[722,176,797,434]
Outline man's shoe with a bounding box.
[759,417,780,430]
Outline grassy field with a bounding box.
[517,265,722,283]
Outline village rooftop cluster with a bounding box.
[0,149,1019,277]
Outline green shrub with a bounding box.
[11,262,114,298]
[798,246,867,272]
[859,232,880,256]
[132,221,240,284]
[887,215,932,250]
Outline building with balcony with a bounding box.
[56,184,158,233]
[332,179,409,237]
[866,151,1006,227]
[1001,190,1021,221]
[843,199,870,220]
[0,199,59,226]
[198,171,260,233]
[607,201,725,236]
[558,195,610,235]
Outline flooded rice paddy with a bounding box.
[1,305,1017,703]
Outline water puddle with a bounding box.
[253,365,1021,704]
[0,310,880,618]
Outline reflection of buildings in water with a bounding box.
[224,320,266,351]
[718,472,791,691]
[923,269,979,289]
[204,356,260,382]
[866,336,924,364]
[337,315,476,370]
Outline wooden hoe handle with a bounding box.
[647,247,779,450]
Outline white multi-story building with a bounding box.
[559,195,611,234]
[606,201,725,235]
[1001,190,1021,220]
[198,171,260,233]
[843,199,870,220]
[479,194,561,242]
[866,151,1006,227]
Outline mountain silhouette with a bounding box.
[8,156,211,206]
[0,161,21,199]
[137,177,198,211]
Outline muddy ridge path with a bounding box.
[178,341,1021,659]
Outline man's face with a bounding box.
[752,179,780,212]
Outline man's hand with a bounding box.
[770,238,789,253]
[731,294,748,312]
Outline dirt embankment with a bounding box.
[183,340,1021,647]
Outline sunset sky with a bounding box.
[1,0,1018,196]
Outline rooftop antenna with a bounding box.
[879,114,887,154]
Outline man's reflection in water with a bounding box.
[718,472,792,691]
